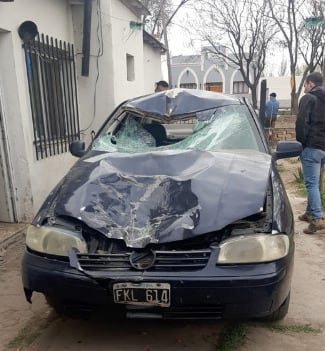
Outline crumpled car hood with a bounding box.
[49,150,271,248]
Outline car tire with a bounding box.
[261,292,290,322]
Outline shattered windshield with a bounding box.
[92,104,262,153]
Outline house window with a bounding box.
[233,81,249,94]
[205,82,223,92]
[126,54,135,81]
[23,34,80,160]
[180,83,197,89]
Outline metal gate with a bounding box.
[22,33,80,160]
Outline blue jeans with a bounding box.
[300,147,325,221]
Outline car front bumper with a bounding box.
[22,248,293,319]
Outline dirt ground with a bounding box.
[0,158,324,351]
[241,157,325,350]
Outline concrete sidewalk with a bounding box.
[0,222,28,250]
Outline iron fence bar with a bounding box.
[33,39,48,158]
[23,40,40,160]
[53,37,65,154]
[71,44,80,139]
[30,39,46,158]
[59,40,71,147]
[36,34,51,157]
[66,42,77,140]
[56,38,67,152]
[43,34,58,156]
[33,37,48,158]
[29,38,46,159]
[41,33,55,157]
[46,35,59,155]
[64,41,74,144]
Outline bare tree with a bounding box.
[278,57,288,76]
[189,0,277,109]
[141,0,192,84]
[266,0,325,113]
[300,3,325,79]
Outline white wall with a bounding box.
[71,1,116,143]
[0,0,78,220]
[143,44,165,95]
[260,76,303,109]
[110,0,145,104]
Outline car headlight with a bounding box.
[26,225,88,256]
[216,234,290,264]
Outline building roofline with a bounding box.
[120,0,150,17]
[143,30,166,53]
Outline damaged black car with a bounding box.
[22,89,302,321]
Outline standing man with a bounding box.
[296,72,325,234]
[155,80,169,93]
[265,92,280,128]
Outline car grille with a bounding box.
[76,249,211,272]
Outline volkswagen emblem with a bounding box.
[130,250,156,270]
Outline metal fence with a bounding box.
[23,33,80,160]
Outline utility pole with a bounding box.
[161,0,172,86]
[161,6,172,87]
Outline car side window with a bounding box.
[92,116,156,152]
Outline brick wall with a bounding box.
[265,114,296,147]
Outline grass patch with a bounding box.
[7,311,58,349]
[8,329,41,348]
[293,166,304,184]
[266,323,322,334]
[217,322,249,351]
[215,321,322,351]
[293,166,307,197]
[287,157,299,164]
[277,164,285,172]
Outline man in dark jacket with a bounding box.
[296,72,325,234]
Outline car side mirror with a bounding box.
[69,140,86,158]
[273,141,302,160]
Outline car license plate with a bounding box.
[113,282,170,307]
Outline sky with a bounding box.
[165,1,288,77]
[168,1,200,57]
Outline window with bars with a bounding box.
[23,33,80,160]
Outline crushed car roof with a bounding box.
[123,88,242,119]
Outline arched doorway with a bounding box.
[204,65,224,92]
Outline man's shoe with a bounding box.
[298,213,313,223]
[303,219,325,234]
